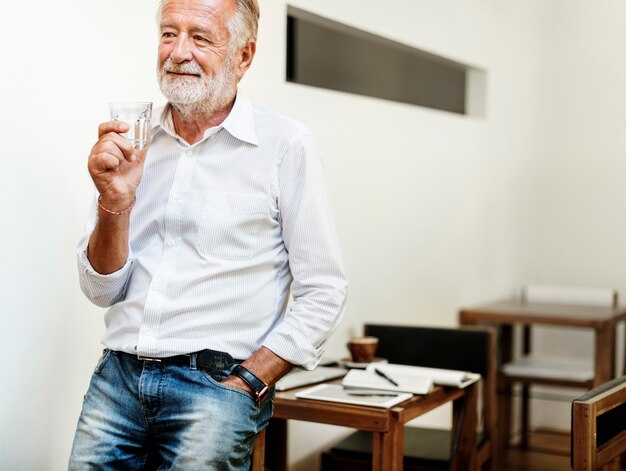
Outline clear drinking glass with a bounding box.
[109,102,153,149]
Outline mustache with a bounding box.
[162,58,203,76]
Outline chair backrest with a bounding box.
[522,284,618,308]
[572,375,626,470]
[364,323,497,447]
[364,324,493,377]
[356,324,498,469]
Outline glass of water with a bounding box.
[109,102,153,149]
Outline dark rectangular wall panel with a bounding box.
[287,6,481,115]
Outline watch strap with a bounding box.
[231,364,269,402]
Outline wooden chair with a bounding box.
[321,324,497,471]
[502,285,618,450]
[572,375,626,470]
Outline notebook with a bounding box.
[367,363,480,389]
[342,368,433,395]
[295,383,412,408]
[275,366,347,391]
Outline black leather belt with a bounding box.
[120,349,238,370]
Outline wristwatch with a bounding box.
[230,364,269,403]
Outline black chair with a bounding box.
[321,324,497,471]
[571,375,626,470]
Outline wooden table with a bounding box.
[262,379,478,471]
[459,300,626,450]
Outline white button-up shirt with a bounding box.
[77,94,347,369]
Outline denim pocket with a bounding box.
[94,349,112,374]
[199,366,258,405]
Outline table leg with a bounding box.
[451,381,478,471]
[372,432,383,471]
[372,416,403,471]
[595,323,616,386]
[623,321,626,377]
[498,325,513,452]
[520,384,530,449]
[251,428,265,471]
[520,325,531,450]
[265,417,287,471]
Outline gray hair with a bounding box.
[156,0,259,50]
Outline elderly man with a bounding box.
[68,0,347,468]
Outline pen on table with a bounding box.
[347,392,399,397]
[374,368,399,386]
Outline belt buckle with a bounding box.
[137,355,162,362]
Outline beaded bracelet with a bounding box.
[97,195,136,215]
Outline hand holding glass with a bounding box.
[109,102,153,149]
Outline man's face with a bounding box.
[157,0,239,111]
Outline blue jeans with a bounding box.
[68,350,274,470]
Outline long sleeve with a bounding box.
[74,95,347,360]
[262,133,348,370]
[76,196,134,308]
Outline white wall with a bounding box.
[253,2,547,467]
[2,0,623,469]
[521,0,626,429]
[1,2,163,468]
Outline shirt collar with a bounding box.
[152,93,258,146]
[219,94,258,146]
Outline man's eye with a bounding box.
[193,35,209,43]
[161,32,176,39]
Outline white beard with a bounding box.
[158,55,237,119]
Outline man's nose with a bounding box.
[170,34,193,63]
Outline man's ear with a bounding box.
[235,41,256,82]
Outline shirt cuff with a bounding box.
[76,236,134,307]
[262,324,325,370]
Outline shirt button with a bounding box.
[167,239,176,247]
[173,193,181,201]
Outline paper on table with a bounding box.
[366,363,481,389]
[342,368,433,395]
[296,383,413,408]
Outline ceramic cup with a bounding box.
[347,336,379,363]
